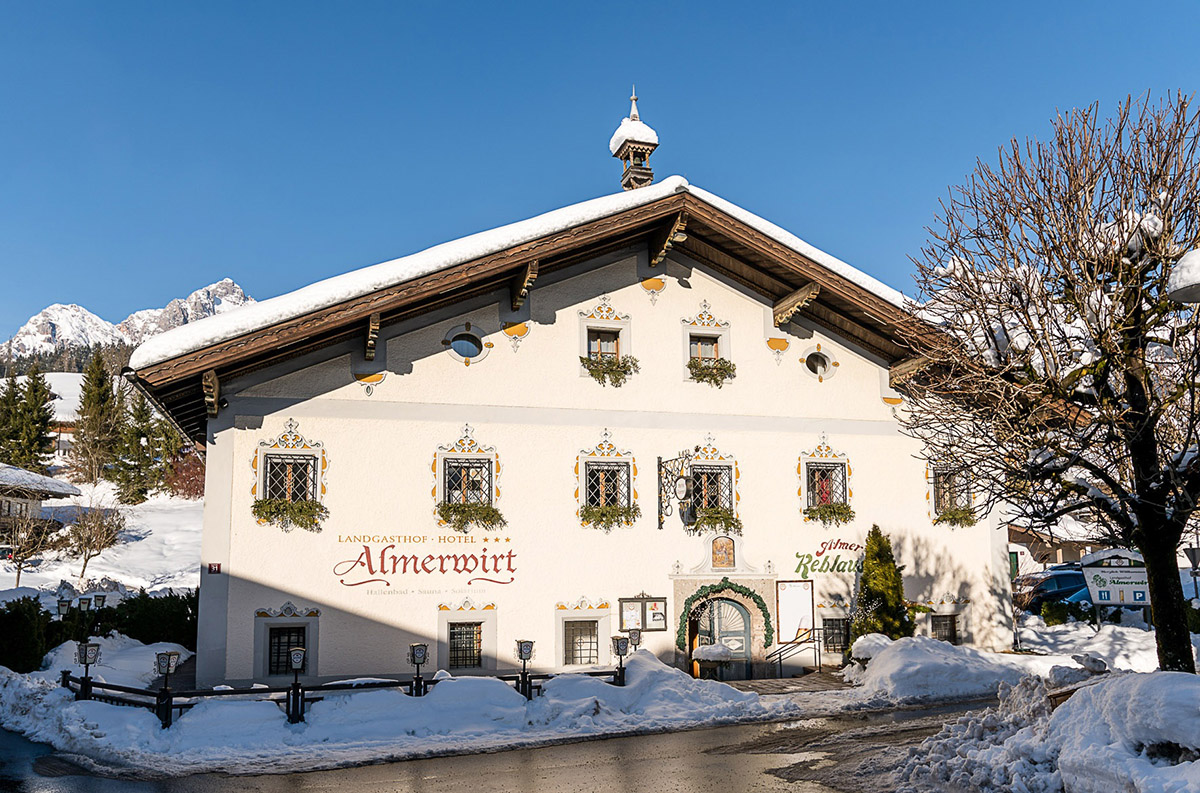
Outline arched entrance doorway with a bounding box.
[689,597,752,681]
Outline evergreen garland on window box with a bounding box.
[252,498,329,533]
[687,357,737,388]
[579,502,641,532]
[934,506,977,527]
[437,502,507,533]
[692,506,743,535]
[579,355,640,387]
[804,501,855,527]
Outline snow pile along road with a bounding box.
[842,634,1063,703]
[0,647,788,776]
[898,672,1200,793]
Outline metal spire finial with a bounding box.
[629,85,640,121]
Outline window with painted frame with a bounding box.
[689,334,720,363]
[805,462,847,507]
[692,464,734,511]
[442,458,494,506]
[931,614,960,645]
[267,626,307,676]
[821,618,851,652]
[447,621,484,668]
[563,619,599,665]
[262,454,318,502]
[932,469,972,516]
[584,461,631,508]
[586,329,621,361]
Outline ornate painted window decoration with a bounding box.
[687,435,742,534]
[765,337,790,365]
[254,601,321,618]
[798,433,855,527]
[555,595,611,611]
[640,276,666,304]
[354,371,386,396]
[432,424,505,532]
[926,463,977,527]
[251,418,329,532]
[442,321,495,367]
[502,321,531,352]
[682,301,735,386]
[578,295,638,386]
[575,428,640,531]
[437,597,497,612]
[800,343,840,383]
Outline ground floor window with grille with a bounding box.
[448,622,483,668]
[933,469,971,515]
[822,618,851,653]
[806,462,847,506]
[263,454,318,502]
[563,619,599,665]
[585,461,630,507]
[931,614,960,645]
[267,626,307,675]
[443,458,493,505]
[692,464,733,510]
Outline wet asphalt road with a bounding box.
[0,701,987,793]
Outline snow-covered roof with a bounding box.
[1080,547,1143,567]
[0,463,81,498]
[130,176,909,371]
[608,117,659,155]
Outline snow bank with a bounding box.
[843,636,1048,702]
[899,672,1200,793]
[37,634,192,688]
[849,632,893,660]
[0,648,788,776]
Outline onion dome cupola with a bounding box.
[609,87,659,191]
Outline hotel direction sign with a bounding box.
[1081,549,1148,606]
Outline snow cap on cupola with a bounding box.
[610,87,659,191]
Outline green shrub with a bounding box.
[114,590,198,651]
[934,506,977,527]
[804,502,855,527]
[693,506,743,535]
[579,355,640,388]
[579,503,641,532]
[851,526,915,641]
[1040,600,1094,626]
[0,597,52,673]
[687,357,737,388]
[437,502,507,533]
[252,498,329,532]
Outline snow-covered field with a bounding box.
[0,482,202,606]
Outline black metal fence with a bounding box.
[61,665,625,729]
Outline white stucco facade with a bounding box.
[193,246,1013,687]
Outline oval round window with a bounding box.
[450,332,484,359]
[806,352,831,377]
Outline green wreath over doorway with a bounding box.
[676,577,774,651]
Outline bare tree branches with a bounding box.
[899,94,1200,671]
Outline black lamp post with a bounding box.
[286,647,306,723]
[611,635,630,686]
[93,594,107,610]
[515,640,535,699]
[56,598,70,619]
[627,628,642,651]
[75,641,100,701]
[407,643,428,697]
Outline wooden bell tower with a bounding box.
[611,88,659,191]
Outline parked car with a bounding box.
[1063,586,1143,611]
[0,545,12,561]
[1014,569,1088,613]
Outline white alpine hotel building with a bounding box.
[130,98,1013,686]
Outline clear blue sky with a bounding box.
[2,2,1199,338]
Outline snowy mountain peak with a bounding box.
[6,280,255,357]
